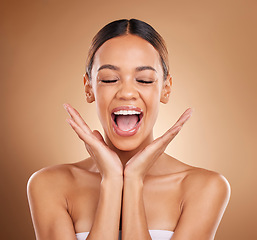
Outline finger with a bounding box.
[162,108,192,139]
[157,108,193,147]
[66,118,93,145]
[150,125,180,151]
[172,108,193,129]
[163,125,182,145]
[92,130,107,146]
[63,103,92,134]
[66,118,104,152]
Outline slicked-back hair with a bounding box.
[85,19,169,81]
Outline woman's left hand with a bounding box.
[124,108,193,182]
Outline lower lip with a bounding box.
[111,116,142,137]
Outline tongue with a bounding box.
[116,115,139,131]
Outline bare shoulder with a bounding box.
[27,164,73,192]
[27,158,95,196]
[26,160,95,239]
[183,167,230,191]
[162,154,231,202]
[165,159,232,238]
[181,166,231,206]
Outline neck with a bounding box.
[104,133,154,168]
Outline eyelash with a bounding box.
[100,79,154,84]
[137,80,154,84]
[100,80,117,83]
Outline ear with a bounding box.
[160,74,172,104]
[83,73,95,103]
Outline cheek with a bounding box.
[141,85,162,105]
[94,85,112,104]
[149,98,160,119]
[141,86,161,121]
[94,89,106,113]
[94,87,114,123]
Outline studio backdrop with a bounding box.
[1,0,256,239]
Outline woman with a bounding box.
[27,19,231,240]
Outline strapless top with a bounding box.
[76,229,174,240]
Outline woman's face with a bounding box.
[86,34,171,151]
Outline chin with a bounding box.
[108,132,150,152]
[114,142,140,152]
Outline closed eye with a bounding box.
[137,79,154,84]
[100,80,118,83]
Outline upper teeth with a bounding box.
[114,110,141,115]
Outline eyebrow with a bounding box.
[97,64,120,72]
[97,64,157,72]
[135,66,157,72]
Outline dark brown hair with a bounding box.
[85,18,169,80]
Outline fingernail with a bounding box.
[63,103,68,111]
[188,108,193,116]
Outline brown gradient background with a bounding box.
[1,0,256,239]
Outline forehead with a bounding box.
[92,34,162,74]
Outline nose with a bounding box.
[116,79,139,101]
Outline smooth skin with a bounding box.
[27,35,231,240]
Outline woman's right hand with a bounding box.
[63,103,123,180]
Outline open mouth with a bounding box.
[111,106,143,136]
